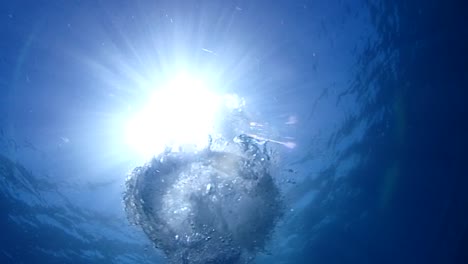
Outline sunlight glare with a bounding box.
[126,73,221,159]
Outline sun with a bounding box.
[125,72,222,159]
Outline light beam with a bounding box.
[125,73,221,159]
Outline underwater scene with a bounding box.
[1,0,467,263]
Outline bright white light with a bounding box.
[126,73,222,159]
[223,94,245,110]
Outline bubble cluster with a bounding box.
[124,135,282,263]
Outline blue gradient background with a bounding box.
[1,0,467,263]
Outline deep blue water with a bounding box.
[1,0,467,263]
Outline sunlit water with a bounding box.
[1,1,467,264]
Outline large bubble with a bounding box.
[123,135,283,263]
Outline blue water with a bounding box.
[1,0,467,263]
